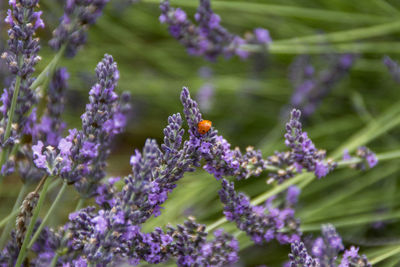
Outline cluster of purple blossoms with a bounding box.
[288,224,371,267]
[339,247,371,267]
[383,56,400,83]
[181,87,265,180]
[63,212,238,266]
[343,146,378,170]
[49,0,109,57]
[29,89,241,266]
[2,0,44,77]
[288,54,356,118]
[288,241,319,267]
[159,0,271,61]
[0,5,11,89]
[311,224,344,266]
[219,179,301,245]
[32,54,129,197]
[18,68,69,184]
[266,109,336,184]
[0,0,44,175]
[0,230,19,266]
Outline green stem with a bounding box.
[0,179,60,230]
[49,253,59,267]
[4,76,21,143]
[0,75,22,177]
[30,45,66,91]
[301,210,400,232]
[370,246,400,265]
[0,184,28,249]
[75,198,85,211]
[273,20,400,44]
[243,42,400,55]
[0,143,20,183]
[27,180,68,250]
[0,46,65,185]
[15,176,52,267]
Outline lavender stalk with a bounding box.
[15,175,52,266]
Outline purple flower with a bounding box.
[315,162,329,178]
[311,224,344,265]
[288,54,356,117]
[174,8,187,23]
[254,28,272,44]
[265,109,336,183]
[159,0,272,60]
[288,241,319,267]
[354,146,379,170]
[383,56,400,83]
[56,55,130,196]
[286,186,301,205]
[32,141,46,169]
[0,0,44,168]
[339,246,371,267]
[58,138,72,156]
[91,211,108,234]
[49,0,109,57]
[219,179,301,245]
[342,149,351,161]
[366,153,378,168]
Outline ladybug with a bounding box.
[197,120,212,135]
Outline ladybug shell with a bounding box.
[197,120,212,135]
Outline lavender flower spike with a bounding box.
[159,0,271,60]
[50,0,109,57]
[383,56,400,83]
[288,54,355,117]
[2,0,43,77]
[219,179,301,245]
[0,0,44,176]
[284,109,335,179]
[289,241,320,267]
[311,224,344,266]
[32,54,129,197]
[339,246,372,267]
[69,54,129,196]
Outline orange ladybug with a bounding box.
[197,120,212,135]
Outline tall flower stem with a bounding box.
[3,76,21,143]
[0,143,19,183]
[75,198,85,211]
[0,179,60,229]
[27,180,68,250]
[274,19,400,44]
[0,76,22,177]
[0,183,28,249]
[30,45,66,92]
[0,46,65,184]
[49,253,59,267]
[14,175,52,267]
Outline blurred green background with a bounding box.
[2,0,400,266]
